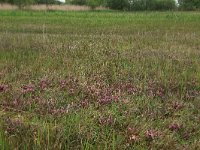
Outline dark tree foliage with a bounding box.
[148,0,176,10]
[106,0,129,10]
[107,0,176,11]
[178,0,200,10]
[71,0,106,9]
[0,0,62,5]
[0,0,12,4]
[71,0,86,5]
[4,0,35,8]
[131,0,147,11]
[0,0,7,3]
[36,0,62,4]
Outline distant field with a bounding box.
[0,11,200,149]
[0,4,106,11]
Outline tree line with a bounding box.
[0,0,62,8]
[0,0,200,11]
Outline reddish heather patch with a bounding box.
[0,84,8,92]
[3,118,37,137]
[98,115,115,126]
[127,127,137,135]
[185,90,199,100]
[168,123,181,131]
[127,127,139,143]
[84,84,102,98]
[2,96,69,117]
[182,127,195,140]
[147,81,166,98]
[80,98,89,108]
[59,80,66,89]
[97,94,114,105]
[47,107,67,116]
[129,134,139,142]
[144,130,158,141]
[21,84,35,94]
[10,98,24,109]
[59,77,80,96]
[84,82,119,105]
[113,82,141,96]
[172,101,183,110]
[39,79,48,90]
[34,98,69,116]
[4,118,23,135]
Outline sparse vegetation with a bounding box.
[0,11,200,149]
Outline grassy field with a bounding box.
[0,10,200,149]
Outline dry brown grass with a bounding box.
[0,4,17,10]
[0,4,107,11]
[30,4,91,11]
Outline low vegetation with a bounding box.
[0,11,200,149]
[0,0,200,11]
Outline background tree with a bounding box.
[36,0,62,4]
[12,0,35,8]
[178,0,200,10]
[106,0,129,10]
[105,0,176,11]
[86,0,103,9]
[0,0,35,8]
[148,0,176,11]
[71,0,86,5]
[0,0,9,5]
[131,0,147,11]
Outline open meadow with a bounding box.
[0,10,200,149]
